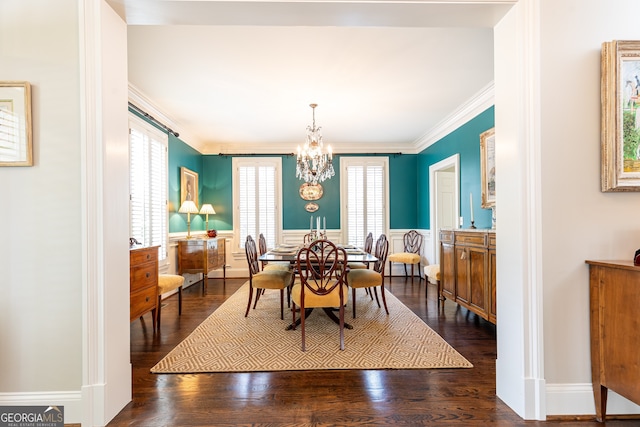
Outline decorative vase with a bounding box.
[207,230,217,238]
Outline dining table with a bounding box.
[258,243,378,330]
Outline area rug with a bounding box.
[151,282,472,373]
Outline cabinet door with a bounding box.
[468,247,487,317]
[206,238,219,272]
[455,246,469,304]
[440,242,456,299]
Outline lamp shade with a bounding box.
[178,200,199,214]
[199,204,216,215]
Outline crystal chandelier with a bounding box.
[296,103,335,184]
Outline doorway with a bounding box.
[429,154,460,265]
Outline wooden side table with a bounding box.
[130,245,159,330]
[177,237,226,294]
[586,260,640,422]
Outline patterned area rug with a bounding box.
[151,282,472,373]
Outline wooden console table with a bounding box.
[177,237,226,294]
[130,245,159,330]
[440,229,496,324]
[585,260,640,422]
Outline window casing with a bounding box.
[233,157,282,251]
[340,157,389,247]
[129,114,168,263]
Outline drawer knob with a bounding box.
[146,272,150,278]
[145,296,149,302]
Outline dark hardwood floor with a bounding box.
[106,276,632,426]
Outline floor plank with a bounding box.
[106,276,633,426]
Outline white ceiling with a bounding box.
[107,0,514,155]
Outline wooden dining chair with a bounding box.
[347,234,389,318]
[245,235,293,320]
[347,232,373,270]
[388,229,423,281]
[258,233,292,272]
[291,239,349,351]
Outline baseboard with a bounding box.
[545,382,640,418]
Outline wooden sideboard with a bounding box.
[130,245,159,330]
[585,260,640,422]
[177,237,226,294]
[440,229,496,324]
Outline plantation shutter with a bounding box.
[129,116,168,261]
[344,159,387,248]
[236,158,280,250]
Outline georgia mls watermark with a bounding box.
[0,406,63,427]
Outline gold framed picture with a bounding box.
[601,40,640,191]
[0,81,33,166]
[480,127,496,208]
[180,166,198,207]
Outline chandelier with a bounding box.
[296,103,335,184]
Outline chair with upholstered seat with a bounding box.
[156,274,185,327]
[258,233,292,272]
[388,230,423,281]
[291,239,349,351]
[347,234,389,318]
[245,235,293,320]
[423,264,443,305]
[347,232,373,270]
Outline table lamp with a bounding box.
[199,203,216,231]
[178,200,199,239]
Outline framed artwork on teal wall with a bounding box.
[480,127,495,208]
[180,166,199,207]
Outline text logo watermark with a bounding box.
[0,406,64,427]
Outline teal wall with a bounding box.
[168,135,203,232]
[141,105,494,233]
[389,154,418,229]
[417,106,495,229]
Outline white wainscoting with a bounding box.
[386,229,434,279]
[168,229,436,283]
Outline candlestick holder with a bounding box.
[469,220,477,229]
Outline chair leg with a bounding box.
[372,287,381,308]
[280,289,284,320]
[339,304,344,351]
[253,287,264,309]
[380,283,389,315]
[178,286,182,315]
[352,288,357,319]
[245,284,254,317]
[301,303,306,352]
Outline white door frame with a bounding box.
[429,154,460,265]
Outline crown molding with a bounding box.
[128,83,205,151]
[413,81,495,153]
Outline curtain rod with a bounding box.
[128,102,180,138]
[217,152,402,157]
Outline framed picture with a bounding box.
[180,166,198,207]
[601,40,640,191]
[0,81,33,166]
[480,127,496,208]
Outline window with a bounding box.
[341,157,389,247]
[129,114,168,262]
[233,157,282,251]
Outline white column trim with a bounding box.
[80,0,106,426]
